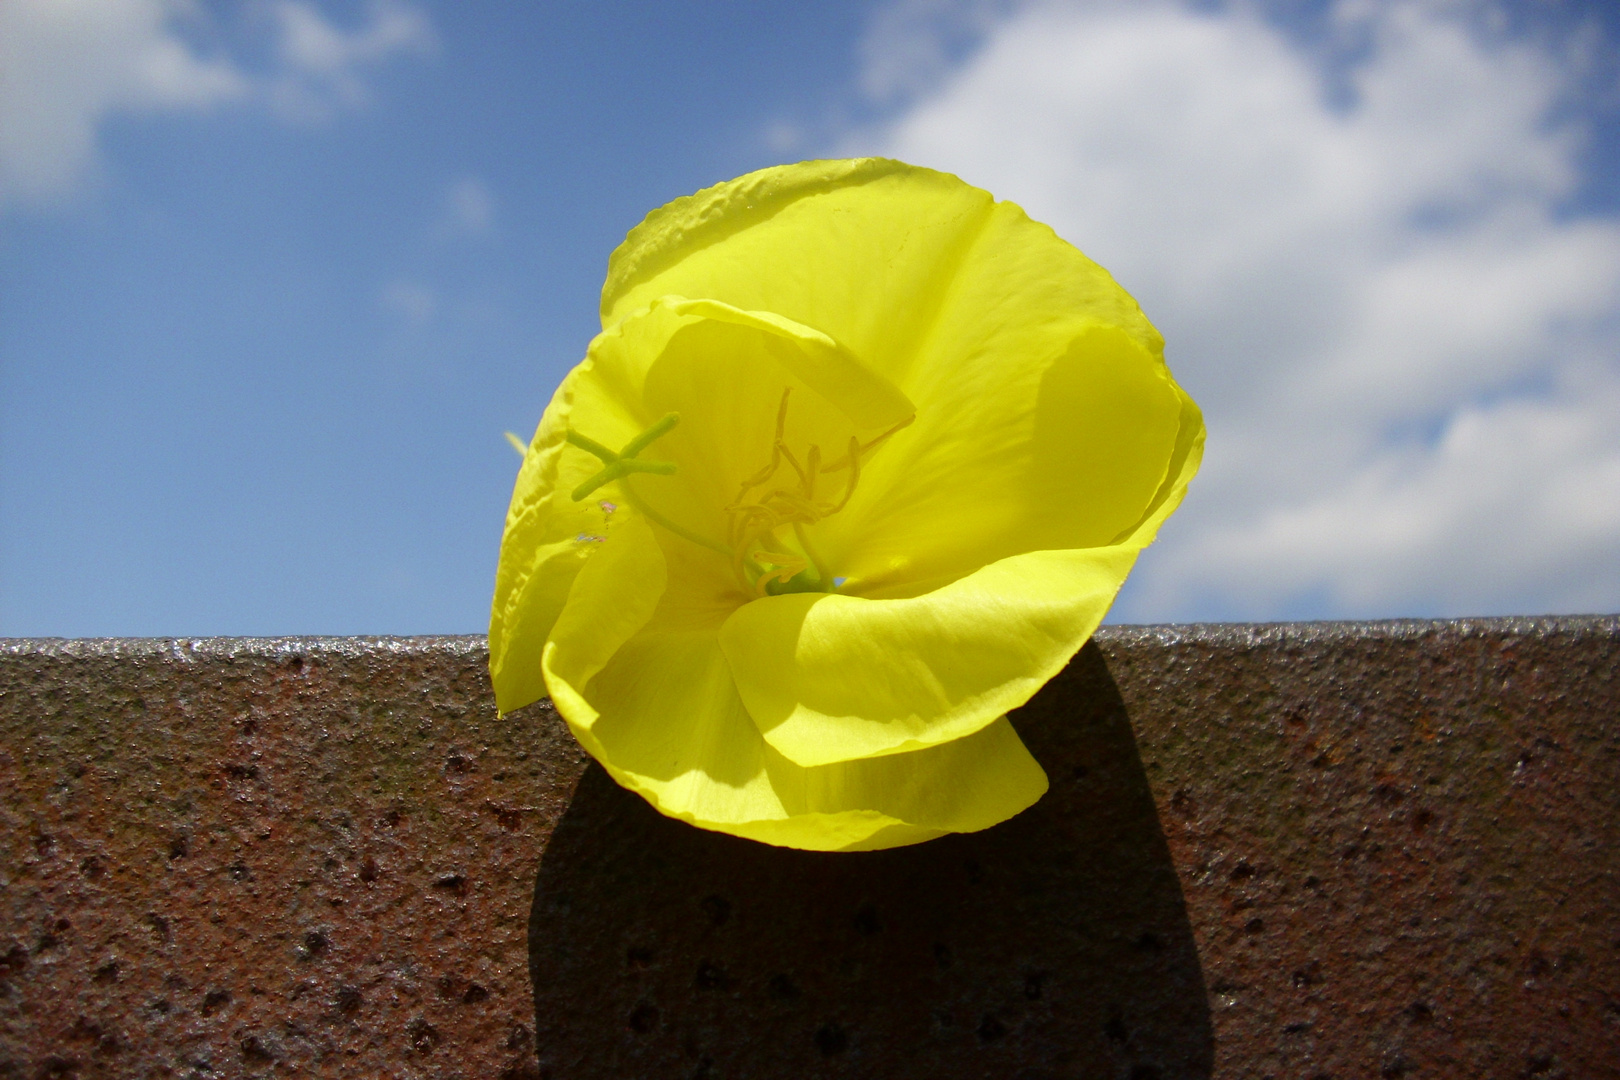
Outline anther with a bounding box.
[723,389,912,594]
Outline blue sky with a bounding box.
[3,0,1618,636]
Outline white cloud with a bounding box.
[764,121,805,154]
[0,0,246,204]
[0,0,433,208]
[266,0,434,122]
[1143,365,1620,616]
[857,0,1014,105]
[848,0,1620,619]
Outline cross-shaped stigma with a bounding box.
[566,413,680,501]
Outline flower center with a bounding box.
[566,389,910,597]
[726,389,909,596]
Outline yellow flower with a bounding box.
[490,159,1202,852]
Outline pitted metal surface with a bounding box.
[1,617,1615,1077]
[0,637,576,1080]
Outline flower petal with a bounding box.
[819,321,1192,597]
[719,545,1137,767]
[604,161,1159,387]
[541,516,1049,850]
[565,633,1049,851]
[756,716,1048,849]
[567,295,913,571]
[542,509,667,711]
[673,297,913,432]
[603,160,1007,381]
[597,161,1196,597]
[489,368,643,714]
[1110,385,1206,547]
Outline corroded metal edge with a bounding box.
[0,635,488,659]
[1097,614,1620,646]
[3,616,1616,1079]
[5,613,1614,658]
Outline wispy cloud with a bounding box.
[856,0,1014,106]
[0,0,434,208]
[847,0,1620,619]
[266,0,435,122]
[438,176,495,238]
[379,279,437,326]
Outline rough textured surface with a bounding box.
[1,617,1616,1078]
[0,637,577,1080]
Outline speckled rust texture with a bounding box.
[1103,618,1620,1080]
[2,617,1617,1079]
[0,637,583,1079]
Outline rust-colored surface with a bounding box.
[0,637,580,1079]
[1107,619,1620,1080]
[1,617,1616,1078]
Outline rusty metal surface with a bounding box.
[0,637,582,1079]
[1104,618,1620,1080]
[2,617,1617,1078]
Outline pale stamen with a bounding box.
[566,390,911,596]
[724,388,912,595]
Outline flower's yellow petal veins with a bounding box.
[784,716,1048,837]
[719,545,1137,767]
[541,510,666,727]
[603,161,997,386]
[489,373,616,714]
[811,197,1188,594]
[896,196,1162,392]
[605,159,910,324]
[1111,384,1207,547]
[545,571,1047,850]
[824,324,1184,597]
[671,298,914,432]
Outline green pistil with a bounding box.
[567,414,681,500]
[791,521,834,592]
[618,412,681,457]
[565,414,731,557]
